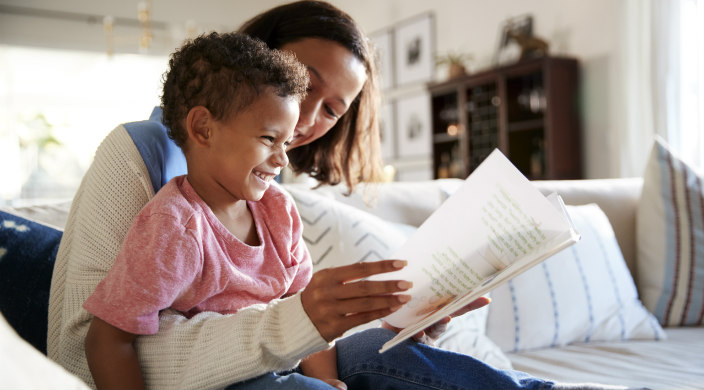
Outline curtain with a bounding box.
[676,0,704,169]
[622,0,702,176]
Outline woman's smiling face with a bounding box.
[280,38,367,150]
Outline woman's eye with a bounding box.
[324,105,339,119]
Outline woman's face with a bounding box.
[279,38,367,150]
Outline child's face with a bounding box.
[206,89,299,202]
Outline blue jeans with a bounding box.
[226,328,554,390]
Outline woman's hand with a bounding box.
[300,260,412,341]
[381,296,492,345]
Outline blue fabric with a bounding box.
[225,371,336,390]
[226,328,554,390]
[123,107,187,194]
[0,210,63,354]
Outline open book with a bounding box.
[376,149,580,353]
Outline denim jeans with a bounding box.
[226,328,554,390]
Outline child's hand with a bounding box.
[301,260,412,341]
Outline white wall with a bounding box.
[338,0,631,179]
[0,0,636,178]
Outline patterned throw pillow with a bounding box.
[0,210,63,354]
[284,185,411,270]
[284,185,513,368]
[486,204,664,353]
[637,137,704,326]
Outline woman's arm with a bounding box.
[85,318,144,390]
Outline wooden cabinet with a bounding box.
[429,56,582,180]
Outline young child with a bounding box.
[83,32,343,390]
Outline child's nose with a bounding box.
[272,145,289,167]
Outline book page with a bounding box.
[374,149,579,352]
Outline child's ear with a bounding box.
[185,106,213,147]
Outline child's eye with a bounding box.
[261,136,275,143]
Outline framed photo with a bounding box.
[393,12,435,87]
[369,29,394,90]
[379,101,396,160]
[494,14,533,65]
[396,93,431,158]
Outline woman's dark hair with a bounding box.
[239,0,384,191]
[161,31,308,149]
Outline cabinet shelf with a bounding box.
[428,56,582,180]
[507,119,545,132]
[433,133,460,143]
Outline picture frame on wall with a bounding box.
[393,12,435,87]
[369,29,394,91]
[379,101,396,160]
[396,92,431,158]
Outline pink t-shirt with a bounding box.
[83,175,312,335]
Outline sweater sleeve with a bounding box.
[48,125,328,390]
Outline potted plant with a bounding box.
[436,51,473,79]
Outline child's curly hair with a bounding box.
[161,31,309,148]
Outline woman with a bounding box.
[48,2,599,389]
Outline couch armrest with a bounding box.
[532,178,643,274]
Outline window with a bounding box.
[678,0,703,169]
[0,46,168,204]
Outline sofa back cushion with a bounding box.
[533,178,642,275]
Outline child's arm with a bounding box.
[300,346,346,390]
[85,316,145,390]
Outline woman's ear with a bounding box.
[185,106,213,148]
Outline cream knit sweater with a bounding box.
[47,125,329,389]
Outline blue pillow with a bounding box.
[0,210,62,354]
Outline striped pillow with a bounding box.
[486,204,664,353]
[637,137,704,326]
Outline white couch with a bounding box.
[2,177,703,389]
[289,177,704,390]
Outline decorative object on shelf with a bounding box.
[393,12,435,87]
[370,28,395,91]
[436,51,474,80]
[396,93,432,158]
[494,14,549,65]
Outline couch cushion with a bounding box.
[637,136,704,326]
[508,327,704,389]
[0,210,63,354]
[486,204,664,353]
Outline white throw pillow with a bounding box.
[285,185,512,368]
[486,204,664,353]
[637,137,704,326]
[435,298,513,369]
[0,313,89,389]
